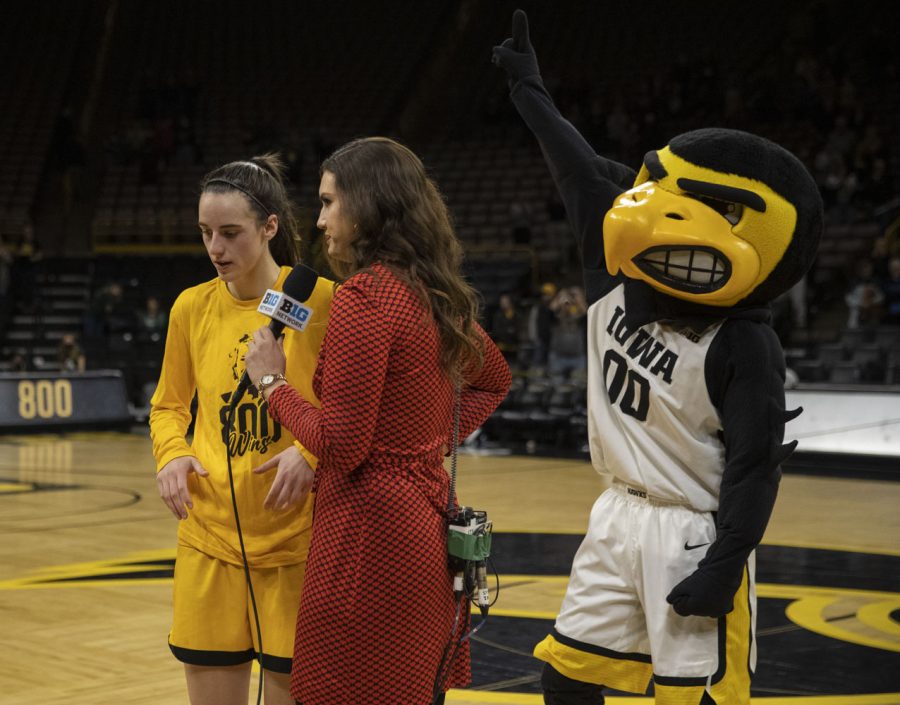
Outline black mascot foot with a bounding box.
[541,663,605,705]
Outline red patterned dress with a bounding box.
[266,263,511,705]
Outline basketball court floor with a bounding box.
[1,428,898,704]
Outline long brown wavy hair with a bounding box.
[321,137,483,380]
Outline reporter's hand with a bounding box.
[666,567,737,618]
[156,455,209,520]
[491,9,541,88]
[253,446,314,511]
[244,326,286,389]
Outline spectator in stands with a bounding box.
[56,333,86,372]
[136,295,168,340]
[845,258,885,329]
[883,256,900,324]
[84,281,128,338]
[8,349,29,372]
[773,273,811,345]
[491,292,522,366]
[548,285,587,379]
[527,282,557,371]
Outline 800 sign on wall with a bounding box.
[17,379,74,420]
[0,372,131,429]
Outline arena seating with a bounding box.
[0,2,97,240]
[3,0,899,440]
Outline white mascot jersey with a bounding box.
[587,283,726,511]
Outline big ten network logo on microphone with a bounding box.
[258,289,313,332]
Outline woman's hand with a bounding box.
[245,326,287,388]
[156,455,209,520]
[252,445,314,510]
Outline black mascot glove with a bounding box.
[492,9,541,89]
[666,567,739,618]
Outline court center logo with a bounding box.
[1,537,898,702]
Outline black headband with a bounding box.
[205,177,272,216]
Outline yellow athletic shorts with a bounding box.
[169,543,305,673]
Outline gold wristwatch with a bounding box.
[256,373,287,393]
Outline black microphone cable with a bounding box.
[432,382,495,705]
[225,394,266,705]
[432,384,464,705]
[217,263,320,704]
[430,592,466,705]
[430,554,502,705]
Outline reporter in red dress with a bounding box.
[245,137,512,705]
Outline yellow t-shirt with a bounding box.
[149,266,333,568]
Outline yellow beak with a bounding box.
[603,183,763,307]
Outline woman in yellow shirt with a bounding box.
[149,154,333,705]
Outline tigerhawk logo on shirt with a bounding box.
[218,392,283,457]
[219,334,283,457]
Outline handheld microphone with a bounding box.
[228,263,319,409]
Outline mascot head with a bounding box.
[603,128,823,307]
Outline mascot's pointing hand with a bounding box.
[492,9,541,86]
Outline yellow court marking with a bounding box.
[0,482,32,492]
[488,576,900,654]
[2,553,899,704]
[759,537,900,559]
[785,591,900,653]
[445,691,900,704]
[8,562,898,656]
[859,600,900,637]
[0,548,176,590]
[481,530,900,559]
[0,432,145,443]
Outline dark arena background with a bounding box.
[1,1,899,703]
